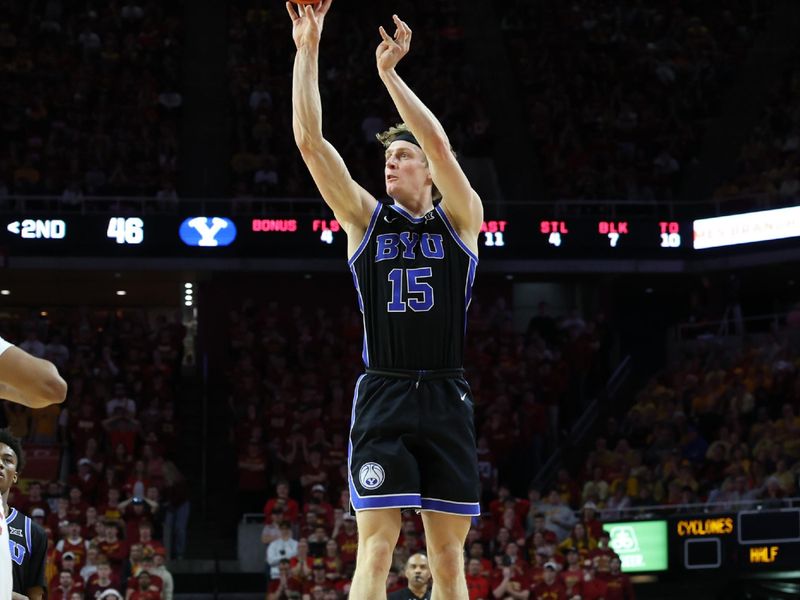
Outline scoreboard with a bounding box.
[1,204,798,261]
[672,509,800,572]
[606,509,800,576]
[0,214,692,259]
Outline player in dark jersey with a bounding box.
[0,430,48,600]
[288,3,483,599]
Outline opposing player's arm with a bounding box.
[0,343,67,408]
[377,15,483,239]
[288,1,377,232]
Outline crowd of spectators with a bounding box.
[571,330,800,518]
[0,307,188,599]
[222,287,611,599]
[257,480,634,600]
[714,54,800,209]
[225,283,799,599]
[501,0,773,202]
[227,0,492,200]
[0,0,183,202]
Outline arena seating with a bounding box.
[0,1,183,199]
[501,0,773,202]
[0,307,185,597]
[226,0,492,200]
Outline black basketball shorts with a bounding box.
[348,368,481,516]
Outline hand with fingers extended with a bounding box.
[376,14,412,73]
[286,0,333,50]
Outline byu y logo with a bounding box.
[179,217,237,247]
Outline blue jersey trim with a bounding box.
[434,205,479,263]
[388,203,426,223]
[464,257,477,335]
[420,497,481,516]
[24,514,31,553]
[349,267,369,367]
[6,508,17,523]
[347,373,366,502]
[350,491,422,511]
[347,203,382,268]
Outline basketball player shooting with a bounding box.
[1,336,67,599]
[288,2,483,599]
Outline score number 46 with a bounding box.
[107,217,144,245]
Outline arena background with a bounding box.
[1,0,800,598]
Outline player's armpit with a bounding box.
[0,347,67,408]
[428,146,484,242]
[11,593,30,600]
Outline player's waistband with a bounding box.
[365,367,464,381]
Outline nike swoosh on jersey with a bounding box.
[460,392,468,401]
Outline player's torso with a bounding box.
[350,202,478,370]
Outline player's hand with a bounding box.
[376,14,411,73]
[286,0,333,50]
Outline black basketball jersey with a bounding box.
[6,507,47,593]
[349,202,478,370]
[387,587,432,600]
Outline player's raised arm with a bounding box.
[0,339,67,408]
[288,0,377,232]
[376,15,483,242]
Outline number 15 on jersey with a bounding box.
[387,268,434,313]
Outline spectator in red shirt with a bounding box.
[267,559,303,600]
[334,514,358,568]
[129,571,161,600]
[491,562,529,600]
[97,522,127,572]
[21,481,49,516]
[500,507,526,545]
[580,502,604,540]
[49,571,82,600]
[530,562,567,600]
[557,548,584,597]
[576,560,608,600]
[66,487,89,523]
[55,523,89,568]
[299,448,328,498]
[599,556,636,600]
[263,480,300,524]
[70,459,100,503]
[303,483,335,530]
[84,560,118,597]
[588,531,619,576]
[466,541,492,576]
[49,552,84,591]
[289,538,314,583]
[465,558,490,600]
[137,522,166,558]
[47,497,71,537]
[301,564,330,596]
[528,513,557,545]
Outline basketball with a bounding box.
[289,0,317,4]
